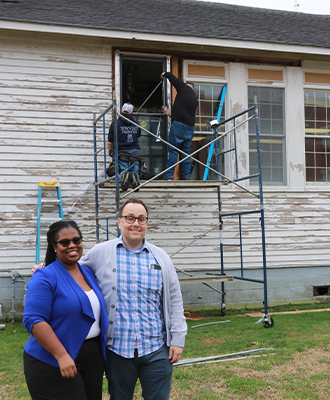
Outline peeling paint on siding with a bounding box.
[290,161,304,173]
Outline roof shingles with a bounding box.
[0,0,329,48]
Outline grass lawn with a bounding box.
[1,303,330,399]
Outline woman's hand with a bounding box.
[31,322,77,378]
[57,353,78,378]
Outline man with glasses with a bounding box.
[79,197,187,400]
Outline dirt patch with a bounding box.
[230,347,330,379]
[0,384,16,400]
[245,308,330,318]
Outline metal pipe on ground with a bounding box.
[175,348,276,367]
[175,352,276,367]
[191,320,231,328]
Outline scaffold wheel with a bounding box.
[263,316,274,328]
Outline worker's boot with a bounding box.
[121,171,130,192]
[130,172,140,192]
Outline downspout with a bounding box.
[9,270,26,324]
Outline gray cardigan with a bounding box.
[80,238,187,349]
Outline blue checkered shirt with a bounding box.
[109,237,166,358]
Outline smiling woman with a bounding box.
[53,227,84,280]
[23,220,109,400]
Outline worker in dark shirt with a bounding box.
[161,72,198,180]
[107,103,141,190]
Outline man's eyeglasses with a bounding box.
[120,215,148,225]
[55,237,83,247]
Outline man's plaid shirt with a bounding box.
[109,238,166,358]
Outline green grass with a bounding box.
[1,304,330,399]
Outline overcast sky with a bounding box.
[198,0,330,15]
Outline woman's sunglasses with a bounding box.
[55,237,83,247]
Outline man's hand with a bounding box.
[161,72,166,79]
[162,105,170,116]
[168,345,183,364]
[107,141,114,158]
[31,263,45,274]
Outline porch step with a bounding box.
[99,179,229,189]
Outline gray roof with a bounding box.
[0,0,329,48]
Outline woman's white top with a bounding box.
[85,289,101,339]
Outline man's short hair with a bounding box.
[186,81,194,89]
[119,197,149,216]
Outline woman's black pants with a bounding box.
[24,336,105,400]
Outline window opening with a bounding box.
[120,55,168,177]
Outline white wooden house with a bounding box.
[1,0,330,319]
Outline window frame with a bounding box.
[247,81,287,187]
[184,60,229,180]
[303,77,330,184]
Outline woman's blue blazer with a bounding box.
[23,258,109,367]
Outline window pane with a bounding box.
[316,107,326,121]
[305,106,315,121]
[272,120,283,135]
[315,138,326,152]
[262,167,272,182]
[249,86,286,185]
[306,167,315,181]
[315,153,326,167]
[305,152,314,167]
[199,85,213,100]
[316,168,326,182]
[272,152,283,167]
[260,103,271,118]
[199,101,213,115]
[305,138,315,152]
[260,119,271,133]
[272,167,283,182]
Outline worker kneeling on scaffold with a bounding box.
[107,103,141,191]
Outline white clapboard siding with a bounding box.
[0,31,113,273]
[2,31,330,277]
[92,187,330,273]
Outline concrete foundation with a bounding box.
[1,266,330,321]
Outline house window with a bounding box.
[192,83,226,180]
[305,90,330,182]
[118,54,168,177]
[248,87,286,185]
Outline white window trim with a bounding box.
[247,68,288,188]
[303,77,330,187]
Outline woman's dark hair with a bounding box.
[44,220,82,266]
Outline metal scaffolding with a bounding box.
[92,95,273,328]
